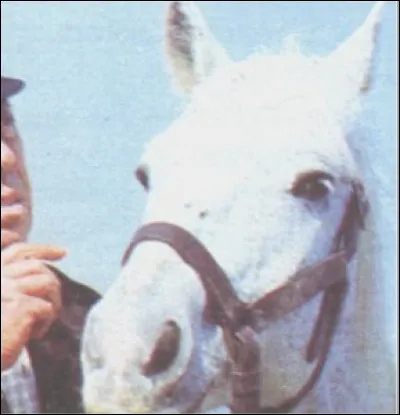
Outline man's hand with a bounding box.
[1,243,66,371]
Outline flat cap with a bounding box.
[1,76,25,99]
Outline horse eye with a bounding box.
[135,166,150,190]
[290,171,334,202]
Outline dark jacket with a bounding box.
[1,267,100,414]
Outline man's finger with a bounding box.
[28,297,59,340]
[1,229,21,249]
[14,272,61,315]
[2,243,67,264]
[1,259,44,279]
[1,295,57,370]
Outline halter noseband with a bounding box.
[122,185,366,413]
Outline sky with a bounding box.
[1,1,397,357]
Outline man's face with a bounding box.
[1,100,32,246]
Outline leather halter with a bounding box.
[121,185,366,413]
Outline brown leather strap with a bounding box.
[223,326,261,413]
[121,187,365,413]
[122,222,349,414]
[122,224,347,330]
[249,251,347,325]
[258,280,348,413]
[122,222,250,332]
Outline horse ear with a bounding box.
[164,1,231,97]
[325,1,385,97]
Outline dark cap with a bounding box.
[1,76,25,99]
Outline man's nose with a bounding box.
[1,141,17,170]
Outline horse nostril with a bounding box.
[141,320,181,377]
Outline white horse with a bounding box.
[81,2,396,413]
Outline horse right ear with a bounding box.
[163,1,231,97]
[324,1,385,101]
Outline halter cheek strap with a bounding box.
[121,186,365,413]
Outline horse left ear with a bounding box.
[164,1,231,97]
[325,1,385,96]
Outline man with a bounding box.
[1,76,100,414]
